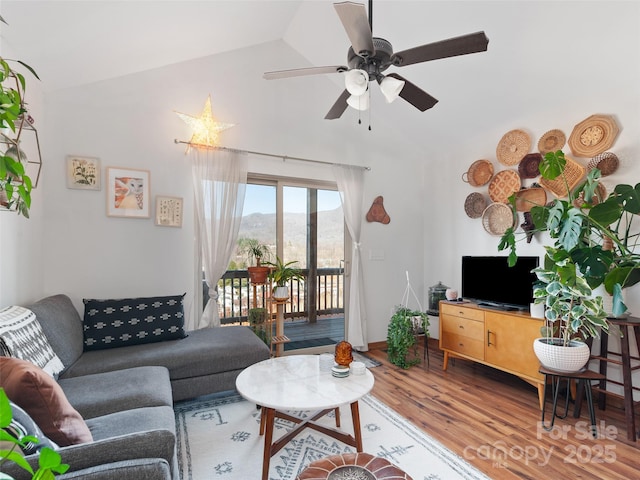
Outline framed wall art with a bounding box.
[66,155,101,190]
[106,167,150,218]
[155,195,183,227]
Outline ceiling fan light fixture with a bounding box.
[380,76,405,103]
[344,69,369,96]
[346,93,369,111]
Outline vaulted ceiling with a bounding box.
[2,1,638,155]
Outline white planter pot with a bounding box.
[273,286,289,301]
[533,337,591,373]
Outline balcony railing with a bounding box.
[211,268,344,326]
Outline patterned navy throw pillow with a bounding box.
[82,294,187,351]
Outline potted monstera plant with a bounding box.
[499,150,640,371]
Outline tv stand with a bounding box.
[476,302,519,311]
[439,301,545,409]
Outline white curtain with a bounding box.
[332,164,367,350]
[191,148,247,328]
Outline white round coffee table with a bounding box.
[236,355,375,480]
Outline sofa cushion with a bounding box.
[28,295,85,369]
[58,366,173,419]
[60,326,270,381]
[4,401,59,455]
[0,357,93,446]
[82,294,187,351]
[0,306,65,378]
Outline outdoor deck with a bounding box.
[280,315,345,350]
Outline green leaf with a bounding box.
[589,197,623,226]
[612,283,628,317]
[539,150,567,180]
[557,207,584,251]
[0,389,11,427]
[0,449,34,473]
[16,60,40,81]
[5,157,25,176]
[605,265,640,292]
[613,183,640,214]
[530,205,549,230]
[546,201,565,231]
[571,246,614,289]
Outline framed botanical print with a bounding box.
[106,167,150,218]
[155,196,183,227]
[66,155,101,190]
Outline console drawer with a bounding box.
[441,332,484,360]
[440,303,484,321]
[441,314,484,340]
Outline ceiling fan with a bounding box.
[263,0,489,120]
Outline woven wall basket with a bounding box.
[482,202,515,236]
[588,152,619,177]
[496,129,531,166]
[538,129,566,155]
[568,114,620,158]
[488,170,521,203]
[462,159,494,187]
[539,156,586,198]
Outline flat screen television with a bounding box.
[461,256,539,311]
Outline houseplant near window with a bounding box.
[386,307,429,369]
[265,256,304,301]
[499,150,640,370]
[0,16,39,220]
[238,238,271,284]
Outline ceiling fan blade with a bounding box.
[391,31,489,67]
[334,1,374,57]
[325,90,350,119]
[264,65,347,80]
[386,73,438,112]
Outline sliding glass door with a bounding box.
[212,176,345,353]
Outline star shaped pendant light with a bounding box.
[175,95,235,148]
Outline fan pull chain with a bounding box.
[368,90,372,131]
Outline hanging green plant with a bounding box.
[0,18,40,218]
[386,306,429,369]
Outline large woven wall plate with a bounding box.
[496,129,531,166]
[568,114,619,158]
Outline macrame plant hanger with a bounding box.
[400,271,429,366]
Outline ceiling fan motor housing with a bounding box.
[347,37,394,79]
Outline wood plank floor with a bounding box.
[365,340,639,480]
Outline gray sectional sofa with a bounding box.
[1,294,271,480]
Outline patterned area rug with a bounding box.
[174,392,490,480]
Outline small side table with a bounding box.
[270,298,290,357]
[591,316,640,442]
[539,366,605,438]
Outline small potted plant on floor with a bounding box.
[386,306,429,369]
[265,256,304,301]
[248,307,270,345]
[238,238,272,285]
